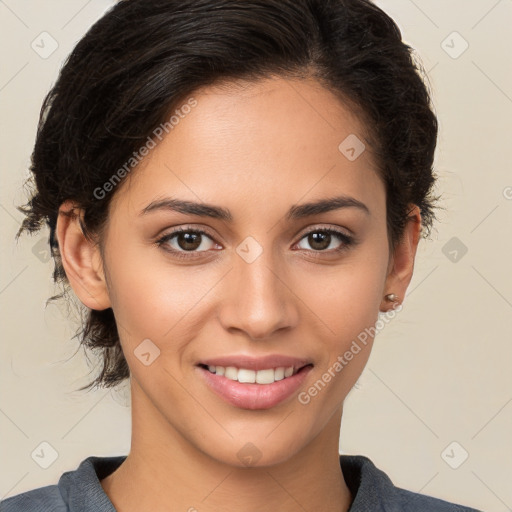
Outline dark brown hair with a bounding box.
[17,0,438,391]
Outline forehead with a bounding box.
[110,76,384,220]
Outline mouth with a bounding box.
[197,363,313,385]
[195,357,314,410]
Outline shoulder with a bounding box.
[394,487,482,511]
[0,484,66,512]
[340,454,482,512]
[0,455,126,512]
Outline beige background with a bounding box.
[1,1,511,510]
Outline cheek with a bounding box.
[298,246,389,399]
[306,247,388,340]
[104,244,220,355]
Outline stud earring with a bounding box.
[385,293,399,302]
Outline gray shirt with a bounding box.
[0,454,482,511]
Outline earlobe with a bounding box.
[380,205,422,312]
[55,200,111,311]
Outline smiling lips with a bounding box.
[196,355,313,410]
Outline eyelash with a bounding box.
[155,226,354,261]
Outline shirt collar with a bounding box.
[58,455,126,512]
[58,453,395,511]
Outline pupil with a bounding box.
[310,232,330,250]
[179,232,201,251]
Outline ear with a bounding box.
[55,200,111,311]
[380,205,422,312]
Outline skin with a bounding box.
[56,75,421,512]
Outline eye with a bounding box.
[295,227,353,253]
[156,225,354,261]
[156,227,220,259]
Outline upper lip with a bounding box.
[198,355,313,371]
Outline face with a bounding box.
[59,75,418,468]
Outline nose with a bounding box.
[217,248,300,340]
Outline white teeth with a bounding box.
[238,369,256,383]
[256,369,274,384]
[225,366,238,380]
[274,367,285,381]
[205,365,301,384]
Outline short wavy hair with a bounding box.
[17,0,438,391]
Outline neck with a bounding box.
[101,379,352,512]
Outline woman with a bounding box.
[2,0,482,510]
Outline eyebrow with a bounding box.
[139,195,370,221]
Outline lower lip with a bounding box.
[196,365,313,410]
